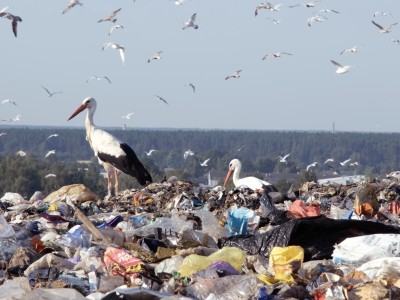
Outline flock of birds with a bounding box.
[0,133,61,179]
[0,1,397,193]
[1,1,398,121]
[276,153,359,175]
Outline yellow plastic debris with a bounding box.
[47,202,58,212]
[178,247,245,277]
[268,246,304,283]
[257,274,279,285]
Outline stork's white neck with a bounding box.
[85,108,96,143]
[232,163,241,186]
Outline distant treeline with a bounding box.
[0,127,399,196]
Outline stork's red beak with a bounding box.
[68,104,87,121]
[223,169,233,188]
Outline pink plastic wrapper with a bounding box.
[103,247,142,280]
[288,200,320,219]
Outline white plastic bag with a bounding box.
[0,214,15,239]
[357,257,400,280]
[0,192,25,205]
[332,234,400,266]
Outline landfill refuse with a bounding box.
[268,246,304,283]
[178,247,245,277]
[332,234,400,266]
[1,177,400,299]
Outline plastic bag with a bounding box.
[0,214,16,239]
[131,214,193,237]
[194,209,228,240]
[332,234,400,266]
[155,256,184,275]
[268,246,304,283]
[329,205,352,220]
[0,192,25,205]
[59,225,92,249]
[357,257,400,280]
[103,247,142,280]
[186,275,258,300]
[227,207,259,236]
[178,247,245,277]
[288,200,320,219]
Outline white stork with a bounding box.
[223,158,271,191]
[68,97,152,197]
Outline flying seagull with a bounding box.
[16,150,27,157]
[184,149,195,160]
[182,13,199,30]
[122,112,134,120]
[174,0,185,5]
[45,150,56,158]
[225,69,242,80]
[145,149,157,156]
[1,99,17,106]
[98,8,122,23]
[102,42,125,64]
[340,46,358,55]
[147,51,163,63]
[324,158,335,164]
[307,15,326,27]
[155,95,168,105]
[200,158,211,167]
[290,1,320,8]
[0,132,7,137]
[108,24,124,36]
[319,9,340,14]
[306,162,318,171]
[0,9,22,37]
[42,86,62,97]
[340,159,351,166]
[86,75,112,84]
[371,20,398,33]
[255,3,282,16]
[330,60,350,74]
[255,3,268,16]
[262,52,293,60]
[373,11,392,18]
[47,133,59,140]
[350,162,359,167]
[188,83,196,93]
[62,0,83,15]
[278,153,290,163]
[44,174,57,179]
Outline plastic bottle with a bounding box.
[88,266,98,293]
[258,287,269,300]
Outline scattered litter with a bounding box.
[0,178,400,299]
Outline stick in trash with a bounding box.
[74,207,111,243]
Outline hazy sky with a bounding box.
[1,0,400,132]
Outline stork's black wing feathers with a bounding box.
[97,143,152,186]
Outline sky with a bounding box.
[1,0,400,132]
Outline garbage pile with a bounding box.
[1,177,400,299]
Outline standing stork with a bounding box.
[224,159,272,191]
[68,97,152,197]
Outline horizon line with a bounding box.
[1,124,400,135]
